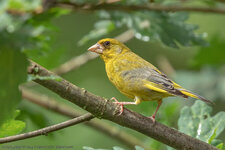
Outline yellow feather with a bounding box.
[144,82,168,93]
[180,90,199,99]
[172,81,182,88]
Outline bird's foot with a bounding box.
[149,115,156,124]
[110,97,124,115]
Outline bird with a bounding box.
[88,38,213,122]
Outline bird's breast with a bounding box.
[105,59,135,98]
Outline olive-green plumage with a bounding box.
[88,38,213,121]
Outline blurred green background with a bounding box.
[0,0,225,150]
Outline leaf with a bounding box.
[0,49,28,124]
[0,3,67,61]
[178,101,225,147]
[8,0,41,11]
[0,110,26,138]
[137,12,207,48]
[211,139,224,149]
[216,143,223,150]
[85,11,207,48]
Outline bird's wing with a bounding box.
[121,66,187,98]
[118,54,213,103]
[143,68,188,98]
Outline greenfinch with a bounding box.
[88,38,212,122]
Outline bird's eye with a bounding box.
[103,41,110,47]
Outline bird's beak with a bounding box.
[88,43,104,54]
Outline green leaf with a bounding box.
[0,49,28,124]
[0,110,26,138]
[0,3,67,61]
[88,11,207,48]
[0,120,26,138]
[138,12,207,48]
[178,101,225,146]
[211,139,224,149]
[208,127,217,144]
[216,143,223,150]
[8,0,41,11]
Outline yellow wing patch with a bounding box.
[144,82,168,93]
[180,90,198,99]
[172,81,182,88]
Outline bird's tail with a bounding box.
[179,89,214,105]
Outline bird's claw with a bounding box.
[111,97,124,115]
[149,115,156,124]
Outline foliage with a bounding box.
[0,49,28,124]
[0,0,225,149]
[178,101,225,149]
[80,10,207,48]
[0,0,69,134]
[0,110,26,138]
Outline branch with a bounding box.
[21,89,150,150]
[56,2,225,14]
[26,60,219,150]
[0,113,93,144]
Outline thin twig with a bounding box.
[0,113,93,144]
[53,52,98,75]
[21,89,151,150]
[56,2,225,14]
[26,60,219,150]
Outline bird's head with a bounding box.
[88,38,130,62]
